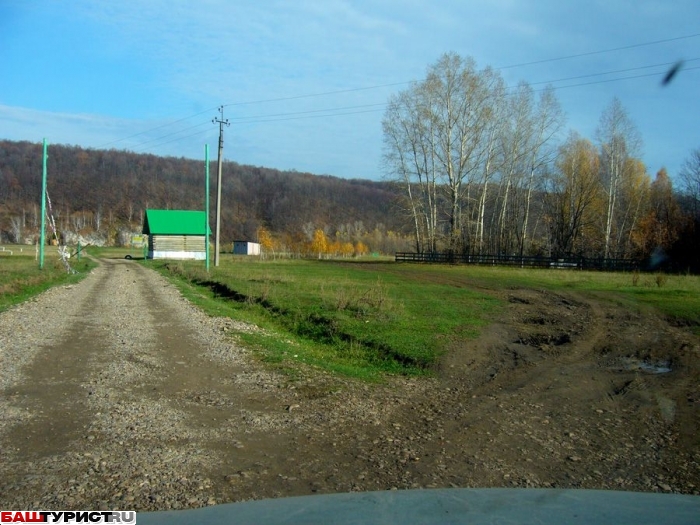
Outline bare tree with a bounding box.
[614,158,650,258]
[383,88,440,251]
[428,54,494,250]
[382,53,498,252]
[596,98,643,258]
[9,216,22,243]
[474,112,502,254]
[519,87,565,256]
[680,147,700,217]
[490,84,563,256]
[94,205,102,231]
[494,82,535,254]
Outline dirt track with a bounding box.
[0,258,698,510]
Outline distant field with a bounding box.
[0,244,37,257]
[85,246,144,259]
[443,263,700,326]
[0,246,96,312]
[150,257,700,379]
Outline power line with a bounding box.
[498,32,700,69]
[542,65,700,92]
[206,66,700,125]
[526,58,700,87]
[95,107,218,149]
[122,62,699,149]
[149,65,697,141]
[130,121,212,150]
[228,102,388,122]
[222,82,411,108]
[236,107,387,124]
[130,126,213,152]
[105,33,700,151]
[216,33,700,109]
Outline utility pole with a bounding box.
[204,144,210,272]
[212,106,230,266]
[39,138,47,269]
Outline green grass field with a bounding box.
[149,256,700,380]
[149,257,500,379]
[442,264,700,325]
[0,246,96,312]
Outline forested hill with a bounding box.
[0,140,408,250]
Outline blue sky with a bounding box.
[1,1,698,182]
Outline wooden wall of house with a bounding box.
[149,235,205,252]
[148,235,206,260]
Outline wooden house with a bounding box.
[142,209,209,260]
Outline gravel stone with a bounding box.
[1,259,699,511]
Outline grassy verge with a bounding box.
[0,252,96,312]
[84,246,144,259]
[151,258,700,378]
[431,265,700,327]
[149,257,501,379]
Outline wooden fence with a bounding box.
[395,252,643,272]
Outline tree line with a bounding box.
[382,52,700,270]
[0,140,412,254]
[2,48,700,271]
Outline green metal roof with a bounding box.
[142,209,210,235]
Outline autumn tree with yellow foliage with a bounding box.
[633,169,682,257]
[545,134,604,256]
[310,229,328,259]
[257,226,276,259]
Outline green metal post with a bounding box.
[77,241,81,261]
[205,144,210,272]
[39,139,47,269]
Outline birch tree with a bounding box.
[382,53,497,252]
[519,87,564,255]
[9,215,22,243]
[494,82,535,254]
[311,229,328,259]
[614,158,650,257]
[492,84,563,256]
[474,107,503,254]
[428,54,494,250]
[596,98,642,258]
[382,89,439,251]
[680,147,700,217]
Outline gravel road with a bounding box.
[0,258,415,510]
[1,258,698,511]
